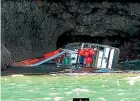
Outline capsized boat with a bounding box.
[12,43,120,71]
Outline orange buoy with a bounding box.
[85,57,93,64]
[78,49,84,56]
[84,51,90,57]
[89,49,95,56]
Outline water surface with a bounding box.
[1,73,140,101]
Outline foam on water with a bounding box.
[128,80,135,86]
[72,88,89,92]
[98,97,107,101]
[54,97,64,101]
[117,89,124,92]
[11,74,24,77]
[120,97,136,101]
[67,73,89,76]
[43,97,52,100]
[64,91,73,94]
[50,74,57,76]
[116,80,120,87]
[2,74,140,101]
[71,88,90,96]
[19,98,30,101]
[17,84,26,87]
[49,93,59,95]
[28,89,34,92]
[127,76,140,86]
[66,86,72,88]
[64,88,68,89]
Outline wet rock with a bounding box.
[1,0,140,63]
[1,44,12,70]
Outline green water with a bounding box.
[1,74,140,101]
[119,60,140,70]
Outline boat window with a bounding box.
[83,43,90,48]
[98,47,104,50]
[91,45,96,49]
[64,43,81,50]
[91,45,98,50]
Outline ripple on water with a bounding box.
[37,97,52,100]
[98,97,107,101]
[90,90,97,93]
[120,97,136,101]
[2,78,8,81]
[118,93,124,96]
[43,97,52,100]
[26,80,32,83]
[64,88,68,89]
[28,89,34,92]
[50,87,55,90]
[19,98,30,101]
[8,83,16,85]
[116,80,120,87]
[72,88,89,93]
[49,93,59,95]
[11,74,24,77]
[66,86,72,88]
[64,91,73,94]
[54,97,64,101]
[17,84,26,87]
[118,89,124,92]
[127,76,140,86]
[34,88,40,90]
[106,89,113,92]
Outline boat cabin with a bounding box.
[64,43,120,70]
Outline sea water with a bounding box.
[1,73,140,101]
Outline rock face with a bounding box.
[1,44,12,70]
[1,0,140,63]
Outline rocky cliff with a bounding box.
[1,0,140,68]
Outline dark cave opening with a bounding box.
[57,31,123,49]
[57,34,100,49]
[57,31,140,61]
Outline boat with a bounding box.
[11,43,120,72]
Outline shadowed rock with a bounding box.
[1,0,140,64]
[1,44,12,70]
